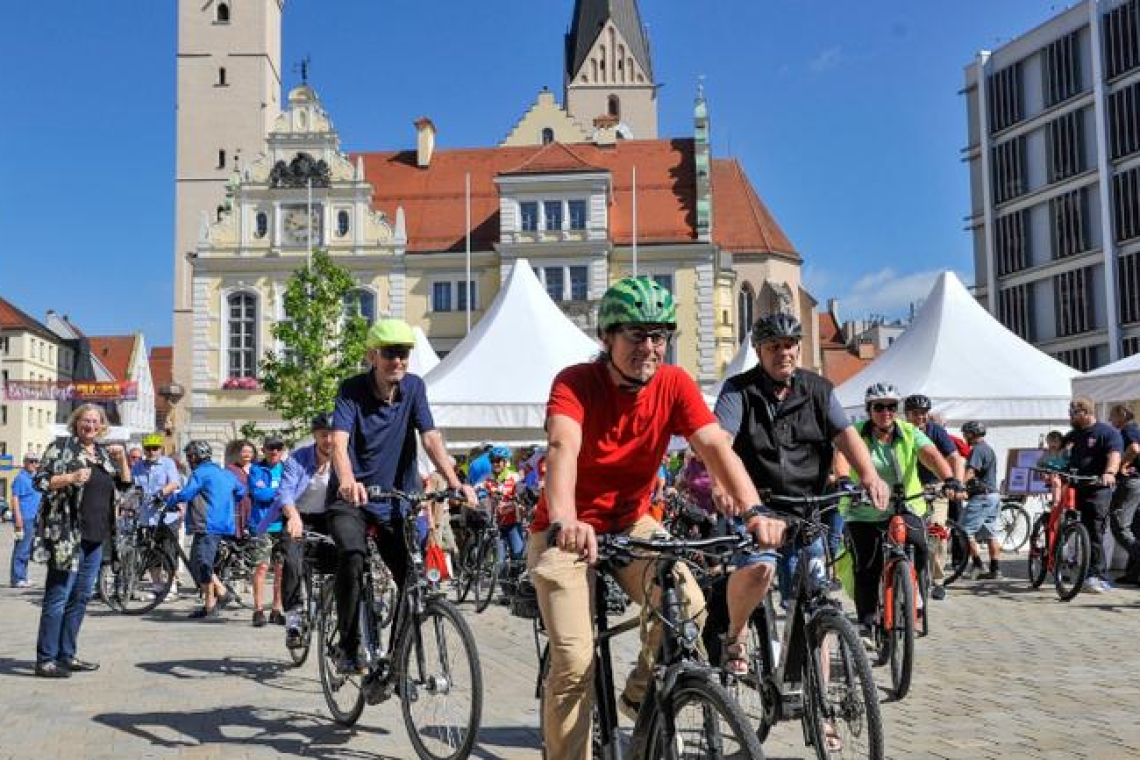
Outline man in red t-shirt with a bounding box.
[528,277,785,759]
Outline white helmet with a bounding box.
[864,382,902,406]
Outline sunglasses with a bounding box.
[144,445,162,452]
[871,402,898,413]
[379,346,411,360]
[618,326,673,346]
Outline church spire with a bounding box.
[566,0,653,83]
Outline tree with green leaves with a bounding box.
[256,250,369,442]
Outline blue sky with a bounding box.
[0,1,1064,346]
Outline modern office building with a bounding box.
[964,0,1140,370]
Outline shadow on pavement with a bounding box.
[0,656,38,677]
[93,704,395,760]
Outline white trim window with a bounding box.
[226,291,258,378]
[431,280,479,312]
[516,198,589,233]
[534,265,589,303]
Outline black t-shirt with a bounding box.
[1065,422,1124,485]
[79,463,116,543]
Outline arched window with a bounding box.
[608,95,621,118]
[254,212,268,239]
[216,2,230,23]
[218,67,227,86]
[344,288,376,325]
[541,127,555,145]
[217,149,226,169]
[227,291,258,379]
[737,284,756,344]
[337,210,350,237]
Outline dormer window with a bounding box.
[254,212,268,239]
[542,128,555,145]
[216,2,230,23]
[608,95,621,118]
[337,210,350,237]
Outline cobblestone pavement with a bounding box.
[1,538,1139,760]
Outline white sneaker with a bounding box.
[1083,577,1104,594]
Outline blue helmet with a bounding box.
[489,446,511,461]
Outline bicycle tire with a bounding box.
[453,542,476,605]
[917,561,930,638]
[941,519,971,587]
[372,555,398,629]
[887,560,916,700]
[1053,521,1091,602]
[1027,516,1048,588]
[96,563,121,611]
[642,673,765,760]
[317,583,365,725]
[803,608,884,760]
[399,599,483,760]
[724,602,774,744]
[997,502,1032,553]
[119,549,174,615]
[471,539,500,614]
[287,568,314,667]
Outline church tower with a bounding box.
[172,0,282,426]
[564,0,658,139]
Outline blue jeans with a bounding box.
[36,539,102,665]
[10,521,36,585]
[777,534,827,603]
[499,524,526,560]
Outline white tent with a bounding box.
[1071,352,1140,406]
[424,258,599,446]
[708,337,758,400]
[836,271,1080,472]
[408,326,440,377]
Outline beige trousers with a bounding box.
[928,495,950,583]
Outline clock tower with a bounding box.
[172,0,282,435]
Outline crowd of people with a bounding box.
[5,277,1139,759]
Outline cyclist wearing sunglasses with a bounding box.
[528,276,787,758]
[327,318,477,674]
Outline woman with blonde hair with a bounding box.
[32,403,131,677]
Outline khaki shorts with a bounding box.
[249,533,285,565]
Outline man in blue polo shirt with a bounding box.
[328,318,475,674]
[1108,404,1140,585]
[1065,397,1123,594]
[10,453,43,587]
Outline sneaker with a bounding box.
[14,579,31,589]
[1098,577,1115,591]
[976,569,1003,580]
[931,584,946,601]
[190,606,220,619]
[285,610,304,647]
[216,591,238,610]
[252,609,267,627]
[269,609,286,626]
[967,564,985,580]
[618,694,641,722]
[1082,577,1105,594]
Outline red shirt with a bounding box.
[531,362,715,535]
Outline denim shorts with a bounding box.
[960,492,1001,541]
[724,515,779,568]
[189,533,222,585]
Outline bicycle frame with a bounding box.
[879,503,920,632]
[1043,480,1081,573]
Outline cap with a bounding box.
[263,436,286,450]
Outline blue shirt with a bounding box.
[248,459,283,534]
[12,470,41,521]
[1066,422,1124,483]
[466,452,492,486]
[919,422,958,485]
[966,440,999,491]
[169,460,246,535]
[330,371,436,520]
[132,456,183,525]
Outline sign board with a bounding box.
[3,380,138,402]
[1004,448,1051,496]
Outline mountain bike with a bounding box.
[318,488,482,760]
[98,491,185,614]
[718,490,884,760]
[451,501,501,613]
[212,533,257,609]
[1027,468,1097,601]
[535,523,765,760]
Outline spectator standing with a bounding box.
[1108,404,1140,585]
[960,422,1003,579]
[248,436,286,627]
[1065,397,1123,593]
[10,453,42,588]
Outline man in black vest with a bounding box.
[714,312,888,671]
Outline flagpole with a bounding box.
[306,177,313,272]
[632,166,638,277]
[465,172,472,335]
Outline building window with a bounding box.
[344,289,376,325]
[608,95,621,118]
[337,210,350,237]
[1108,80,1140,160]
[520,201,538,232]
[1050,188,1090,260]
[1053,345,1099,372]
[568,200,587,230]
[254,212,268,239]
[226,291,258,379]
[457,280,478,311]
[569,266,589,301]
[543,267,565,302]
[994,210,1028,276]
[987,61,1024,133]
[1113,165,1140,242]
[738,285,756,344]
[1103,0,1140,80]
[0,337,7,355]
[216,2,230,23]
[1054,266,1094,338]
[218,67,227,86]
[543,201,563,231]
[1,405,6,425]
[1119,250,1140,325]
[1046,110,1085,183]
[432,282,452,312]
[1124,336,1140,357]
[998,284,1034,341]
[217,149,226,169]
[991,136,1027,204]
[1042,31,1081,107]
[541,128,555,145]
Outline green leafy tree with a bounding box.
[257,250,369,442]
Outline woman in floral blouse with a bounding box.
[32,403,131,678]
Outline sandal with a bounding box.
[721,635,749,677]
[822,721,843,753]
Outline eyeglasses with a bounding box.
[144,445,162,452]
[1068,405,1088,415]
[871,402,898,413]
[618,326,673,346]
[491,456,507,464]
[379,346,411,360]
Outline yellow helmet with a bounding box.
[141,433,165,448]
[366,318,416,349]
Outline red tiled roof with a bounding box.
[88,335,136,382]
[821,347,870,386]
[354,139,799,258]
[0,296,55,340]
[818,312,844,345]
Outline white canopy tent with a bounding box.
[1071,352,1140,407]
[423,258,600,448]
[836,271,1080,473]
[708,337,758,400]
[408,326,440,377]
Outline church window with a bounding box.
[738,284,756,344]
[218,149,226,169]
[226,291,258,379]
[218,67,227,86]
[599,47,606,80]
[216,2,230,23]
[542,128,555,145]
[608,95,621,118]
[254,212,268,239]
[337,210,350,237]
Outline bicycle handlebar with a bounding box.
[544,521,756,559]
[1028,467,1102,485]
[365,486,462,503]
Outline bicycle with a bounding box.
[717,491,884,760]
[996,498,1033,553]
[284,530,338,667]
[535,523,765,760]
[1027,467,1097,601]
[98,491,185,614]
[451,500,501,613]
[211,533,257,608]
[317,487,482,760]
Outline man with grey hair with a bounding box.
[1065,397,1123,593]
[1108,404,1140,585]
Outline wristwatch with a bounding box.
[742,505,773,523]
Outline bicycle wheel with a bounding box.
[642,673,764,760]
[997,502,1032,553]
[887,560,916,700]
[1053,521,1091,602]
[287,569,313,667]
[941,520,971,587]
[398,599,483,760]
[372,555,398,629]
[1026,516,1048,588]
[917,561,930,639]
[452,542,476,605]
[118,548,174,615]
[804,608,884,760]
[722,603,773,743]
[97,563,121,611]
[471,539,500,614]
[317,583,365,726]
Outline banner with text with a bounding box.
[3,380,138,402]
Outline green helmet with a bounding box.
[366,318,416,349]
[141,433,165,448]
[597,277,677,335]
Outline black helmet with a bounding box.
[904,394,932,412]
[751,312,802,346]
[310,412,335,432]
[183,440,212,461]
[962,421,986,438]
